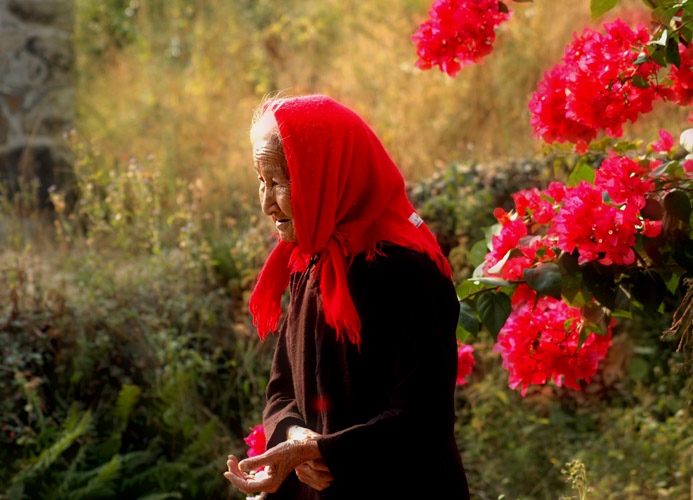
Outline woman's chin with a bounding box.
[278,228,297,242]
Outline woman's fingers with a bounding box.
[224,456,260,494]
[295,466,330,491]
[226,456,249,480]
[225,441,324,494]
[295,460,334,491]
[308,459,332,473]
[224,463,281,494]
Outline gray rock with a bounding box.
[8,0,74,31]
[23,86,74,136]
[0,0,75,204]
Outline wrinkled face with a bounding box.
[253,131,296,242]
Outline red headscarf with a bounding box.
[249,95,452,347]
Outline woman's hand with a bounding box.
[286,425,334,491]
[224,439,321,494]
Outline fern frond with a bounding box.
[180,419,217,462]
[10,408,92,487]
[69,454,121,500]
[114,384,142,427]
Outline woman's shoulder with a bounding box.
[349,244,449,289]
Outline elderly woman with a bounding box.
[224,95,469,499]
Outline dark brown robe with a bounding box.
[263,245,470,499]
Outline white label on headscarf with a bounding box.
[408,212,423,228]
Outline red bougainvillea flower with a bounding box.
[530,19,665,151]
[641,218,662,237]
[512,188,556,224]
[493,285,613,396]
[519,236,556,262]
[595,151,653,210]
[669,43,693,106]
[684,159,693,177]
[483,215,527,274]
[244,425,266,459]
[528,63,597,153]
[545,181,567,203]
[651,129,675,153]
[649,159,663,171]
[456,342,475,385]
[497,236,557,280]
[549,181,639,266]
[411,0,512,77]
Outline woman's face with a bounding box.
[253,132,296,242]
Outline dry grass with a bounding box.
[75,0,690,214]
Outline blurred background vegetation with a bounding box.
[1,0,692,498]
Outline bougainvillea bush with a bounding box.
[414,0,693,395]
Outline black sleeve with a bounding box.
[316,249,460,484]
[262,323,306,450]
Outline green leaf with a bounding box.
[471,276,512,288]
[577,327,590,350]
[484,223,502,250]
[650,29,668,47]
[565,290,587,309]
[487,250,511,275]
[633,52,649,65]
[631,74,650,88]
[664,189,692,223]
[581,303,605,325]
[524,263,562,300]
[456,324,470,344]
[591,0,620,21]
[458,301,480,337]
[641,197,663,220]
[561,274,582,304]
[585,321,605,337]
[643,234,670,266]
[456,279,485,300]
[612,308,632,319]
[477,292,512,339]
[582,263,617,310]
[472,261,486,278]
[558,250,580,274]
[470,239,489,267]
[568,162,595,187]
[666,35,682,68]
[666,273,681,294]
[681,24,693,47]
[649,46,668,67]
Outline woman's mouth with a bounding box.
[275,218,292,227]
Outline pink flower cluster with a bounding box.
[244,425,266,458]
[483,149,666,394]
[456,342,475,385]
[552,153,661,265]
[669,44,693,107]
[411,0,511,77]
[529,20,664,152]
[493,286,613,397]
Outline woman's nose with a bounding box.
[261,189,278,216]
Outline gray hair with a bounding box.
[250,97,289,176]
[250,96,285,147]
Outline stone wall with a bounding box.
[0,0,74,206]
